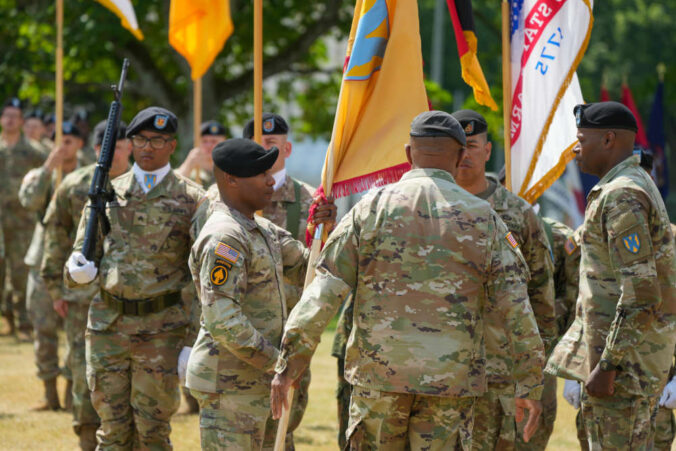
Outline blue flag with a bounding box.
[647,81,669,199]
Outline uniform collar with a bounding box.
[270,174,297,202]
[588,154,640,197]
[120,165,177,201]
[214,201,258,231]
[272,168,286,192]
[399,167,456,184]
[132,162,172,194]
[481,174,510,211]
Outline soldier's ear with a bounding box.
[405,144,412,165]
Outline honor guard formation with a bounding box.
[0,95,674,451]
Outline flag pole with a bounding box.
[193,77,202,185]
[501,0,512,191]
[55,0,64,186]
[253,0,263,145]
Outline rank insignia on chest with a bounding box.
[210,265,229,286]
[215,242,240,263]
[564,237,577,255]
[622,233,641,254]
[505,231,519,249]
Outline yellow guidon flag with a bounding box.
[95,0,144,40]
[169,0,233,80]
[321,0,429,198]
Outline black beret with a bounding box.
[574,101,638,132]
[242,113,289,139]
[126,107,178,137]
[24,109,44,120]
[43,113,55,125]
[451,109,488,136]
[201,120,227,137]
[410,111,466,146]
[3,97,22,111]
[70,110,89,123]
[212,138,279,177]
[51,121,81,140]
[93,120,128,146]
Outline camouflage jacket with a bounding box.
[40,164,100,304]
[278,168,544,399]
[69,169,204,336]
[261,175,314,242]
[0,135,46,228]
[186,201,308,394]
[19,155,89,267]
[541,217,579,338]
[546,156,676,396]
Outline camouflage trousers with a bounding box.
[86,325,185,450]
[336,358,351,450]
[1,224,32,330]
[346,386,474,450]
[515,374,557,450]
[26,267,69,381]
[576,408,589,450]
[653,407,675,451]
[65,302,99,433]
[580,391,658,450]
[470,390,516,451]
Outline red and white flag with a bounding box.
[508,0,593,203]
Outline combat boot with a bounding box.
[32,378,61,411]
[16,326,31,343]
[1,310,15,336]
[64,379,73,411]
[78,425,98,451]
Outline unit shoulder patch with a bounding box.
[210,264,229,286]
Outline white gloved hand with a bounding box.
[659,377,676,409]
[178,346,192,385]
[563,379,581,409]
[67,251,98,284]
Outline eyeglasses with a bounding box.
[130,135,174,150]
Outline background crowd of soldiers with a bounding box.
[0,95,674,451]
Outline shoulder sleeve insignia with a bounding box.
[210,265,229,286]
[215,241,240,263]
[622,232,641,254]
[564,236,578,255]
[505,231,519,249]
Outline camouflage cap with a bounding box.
[410,110,466,146]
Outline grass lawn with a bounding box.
[0,328,589,450]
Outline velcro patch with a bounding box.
[210,265,229,286]
[215,242,240,263]
[564,237,577,255]
[505,232,519,249]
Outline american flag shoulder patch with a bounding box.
[505,232,519,249]
[215,242,240,263]
[564,237,577,255]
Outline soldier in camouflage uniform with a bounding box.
[0,97,47,339]
[450,110,556,450]
[177,120,226,189]
[19,121,88,411]
[66,107,204,450]
[271,111,545,450]
[186,139,335,450]
[40,120,131,449]
[243,113,315,446]
[546,102,676,450]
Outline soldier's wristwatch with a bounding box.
[599,359,617,372]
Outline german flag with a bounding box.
[447,0,497,111]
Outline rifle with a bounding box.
[81,58,130,261]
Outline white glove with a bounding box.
[67,251,98,284]
[178,346,192,385]
[563,379,581,409]
[659,377,676,409]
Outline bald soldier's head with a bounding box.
[573,102,638,179]
[405,111,466,177]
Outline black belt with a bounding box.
[100,290,181,316]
